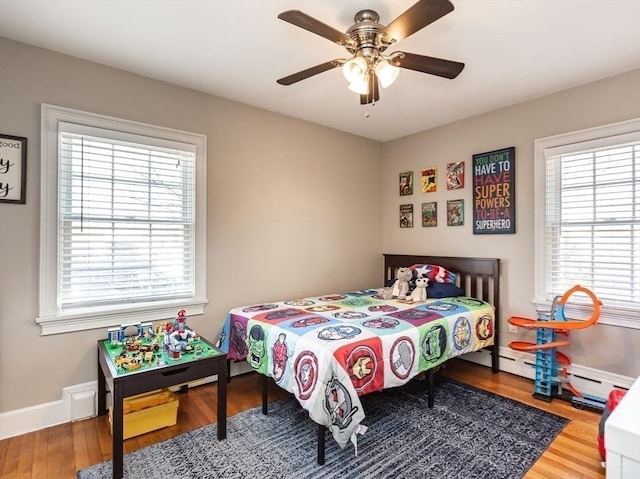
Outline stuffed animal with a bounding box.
[391,267,413,299]
[410,276,429,302]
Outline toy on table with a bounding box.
[508,285,605,410]
[163,309,199,359]
[106,309,202,370]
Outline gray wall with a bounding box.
[382,68,640,378]
[0,38,382,413]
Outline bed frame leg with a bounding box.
[317,425,326,465]
[262,374,268,415]
[428,369,435,408]
[491,346,500,373]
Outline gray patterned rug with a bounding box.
[77,377,568,479]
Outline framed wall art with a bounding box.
[421,202,437,227]
[472,146,515,234]
[421,167,437,193]
[399,171,413,196]
[446,161,464,190]
[0,134,27,204]
[400,204,414,228]
[447,199,464,226]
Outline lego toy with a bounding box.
[104,309,212,374]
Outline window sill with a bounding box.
[36,298,209,335]
[532,299,639,330]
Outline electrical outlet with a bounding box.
[508,324,518,334]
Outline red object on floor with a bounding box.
[598,389,627,460]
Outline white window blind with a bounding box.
[58,123,196,309]
[39,104,207,335]
[543,131,640,313]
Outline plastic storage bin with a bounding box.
[109,389,179,439]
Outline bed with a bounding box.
[219,254,500,463]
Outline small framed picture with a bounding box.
[0,133,27,204]
[422,202,437,227]
[447,199,464,226]
[399,171,413,196]
[446,161,464,190]
[400,204,414,228]
[421,167,437,193]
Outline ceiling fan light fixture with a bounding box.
[348,75,369,95]
[277,1,465,106]
[375,59,400,88]
[342,56,368,83]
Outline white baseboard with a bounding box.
[0,376,221,441]
[1,351,635,440]
[0,381,97,440]
[462,347,635,398]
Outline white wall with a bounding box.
[382,68,640,378]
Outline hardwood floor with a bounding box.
[0,359,606,479]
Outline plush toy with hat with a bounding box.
[391,267,413,299]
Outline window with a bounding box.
[39,104,207,335]
[534,118,640,329]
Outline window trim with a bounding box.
[38,104,208,335]
[534,118,640,329]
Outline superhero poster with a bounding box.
[422,201,437,227]
[446,161,464,190]
[400,204,413,228]
[421,167,437,193]
[399,171,413,196]
[472,146,516,234]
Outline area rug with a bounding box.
[77,377,568,479]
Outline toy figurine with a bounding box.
[176,309,187,331]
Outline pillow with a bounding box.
[410,263,457,284]
[427,282,465,298]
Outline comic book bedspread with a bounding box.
[219,289,495,449]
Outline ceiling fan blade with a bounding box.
[394,52,464,79]
[382,0,454,44]
[277,60,342,86]
[360,72,380,105]
[278,10,353,47]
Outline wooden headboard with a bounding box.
[383,254,501,373]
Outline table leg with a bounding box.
[217,358,227,440]
[112,383,124,479]
[97,351,106,416]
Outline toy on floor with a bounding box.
[598,388,628,464]
[507,285,606,410]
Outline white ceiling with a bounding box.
[1,0,639,142]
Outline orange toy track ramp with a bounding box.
[556,351,571,364]
[509,340,571,351]
[508,285,601,330]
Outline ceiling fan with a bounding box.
[276,0,465,105]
